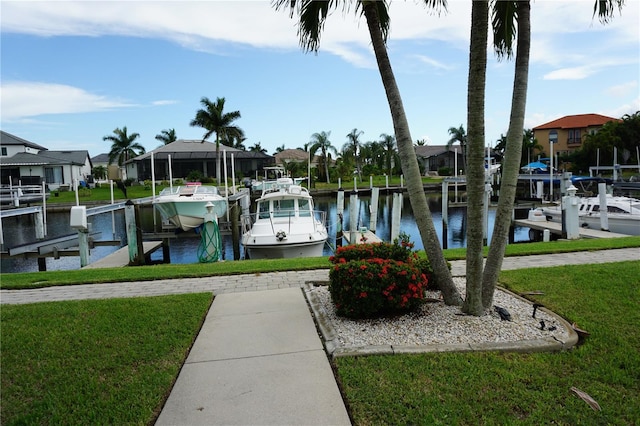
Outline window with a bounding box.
[1,147,6,156]
[44,166,63,184]
[258,201,270,219]
[298,198,311,217]
[568,129,581,144]
[273,199,294,217]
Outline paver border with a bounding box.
[303,282,579,358]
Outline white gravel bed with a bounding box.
[307,277,571,348]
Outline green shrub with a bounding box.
[438,167,451,176]
[186,170,203,182]
[328,234,432,319]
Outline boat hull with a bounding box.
[153,186,227,232]
[154,201,215,231]
[244,240,326,259]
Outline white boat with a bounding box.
[541,194,640,236]
[153,184,227,231]
[242,179,328,259]
[250,166,306,193]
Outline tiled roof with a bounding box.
[533,114,619,130]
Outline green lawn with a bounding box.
[1,293,212,425]
[335,260,640,425]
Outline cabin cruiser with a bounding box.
[153,184,227,231]
[541,194,640,236]
[242,178,328,259]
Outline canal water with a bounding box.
[1,193,530,273]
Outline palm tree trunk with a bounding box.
[463,0,489,316]
[362,2,462,306]
[482,1,531,308]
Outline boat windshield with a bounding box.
[159,185,220,196]
[273,199,295,217]
[298,198,311,217]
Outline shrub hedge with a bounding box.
[328,235,432,319]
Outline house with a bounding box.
[90,153,124,182]
[0,131,93,190]
[415,145,465,175]
[532,113,619,157]
[125,139,274,182]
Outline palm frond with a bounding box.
[491,0,518,60]
[593,0,624,24]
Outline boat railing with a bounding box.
[241,209,327,235]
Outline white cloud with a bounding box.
[605,81,638,98]
[412,54,455,71]
[543,66,596,80]
[0,81,135,121]
[152,100,179,106]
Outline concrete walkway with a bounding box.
[155,288,351,426]
[1,248,638,425]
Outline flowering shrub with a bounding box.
[328,234,432,319]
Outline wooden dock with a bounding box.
[514,219,629,239]
[342,230,383,244]
[82,241,164,269]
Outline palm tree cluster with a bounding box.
[102,0,624,317]
[275,0,625,315]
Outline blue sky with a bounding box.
[1,1,638,159]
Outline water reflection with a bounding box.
[1,193,529,273]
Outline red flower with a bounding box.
[360,291,368,298]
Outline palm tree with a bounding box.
[309,131,336,184]
[226,134,247,151]
[190,97,244,183]
[155,128,177,146]
[521,129,543,166]
[447,124,467,174]
[462,0,490,316]
[478,0,624,311]
[275,0,463,306]
[346,128,364,181]
[274,144,286,155]
[249,142,267,154]
[379,133,397,175]
[104,126,146,167]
